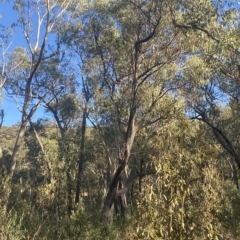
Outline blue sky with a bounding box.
[0,2,22,126]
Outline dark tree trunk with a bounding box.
[103,163,126,219]
[75,110,87,204]
[67,170,73,215]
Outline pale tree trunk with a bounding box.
[10,121,28,175]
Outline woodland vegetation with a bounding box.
[0,0,240,239]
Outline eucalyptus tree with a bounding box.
[73,0,205,218]
[177,1,240,182]
[1,0,71,178]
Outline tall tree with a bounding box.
[2,0,70,178]
[177,1,240,178]
[74,0,192,218]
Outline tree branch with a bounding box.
[116,170,156,197]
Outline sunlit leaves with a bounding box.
[183,55,212,87]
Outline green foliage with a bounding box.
[0,207,25,240]
[133,119,240,239]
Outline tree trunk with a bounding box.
[75,110,87,204]
[103,163,126,219]
[67,170,73,215]
[10,120,28,175]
